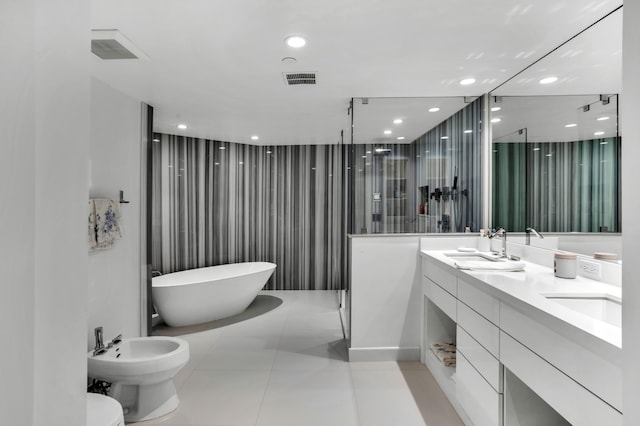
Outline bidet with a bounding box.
[87,336,189,422]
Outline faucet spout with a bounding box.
[93,327,105,356]
[525,227,544,245]
[489,227,507,258]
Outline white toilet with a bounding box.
[86,393,124,426]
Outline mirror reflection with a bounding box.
[489,7,621,236]
[491,94,620,233]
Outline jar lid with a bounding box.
[594,252,619,260]
[554,252,577,259]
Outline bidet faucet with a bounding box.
[525,227,544,246]
[107,334,123,349]
[93,327,106,356]
[489,227,507,258]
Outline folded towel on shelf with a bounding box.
[92,198,122,249]
[454,260,525,271]
[430,341,456,367]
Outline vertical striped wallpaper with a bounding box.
[151,135,345,290]
[492,137,620,232]
[415,97,483,233]
[350,97,483,234]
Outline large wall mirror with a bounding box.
[489,8,622,236]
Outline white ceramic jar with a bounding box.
[554,253,577,279]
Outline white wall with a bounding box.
[349,235,478,361]
[88,78,144,347]
[1,1,90,425]
[622,2,640,424]
[349,236,423,361]
[0,2,37,423]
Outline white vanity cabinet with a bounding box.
[421,251,622,426]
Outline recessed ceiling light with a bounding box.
[460,78,476,85]
[464,130,473,134]
[441,136,449,140]
[285,35,306,48]
[214,162,220,166]
[600,141,609,145]
[428,107,440,112]
[152,138,160,142]
[251,135,259,140]
[219,146,226,150]
[539,76,558,84]
[239,161,244,165]
[565,123,577,128]
[384,130,392,135]
[177,124,188,130]
[597,116,610,121]
[491,118,501,123]
[594,131,605,136]
[546,153,553,157]
[397,136,405,140]
[533,147,541,151]
[393,119,403,124]
[362,155,367,159]
[491,107,501,112]
[366,151,372,154]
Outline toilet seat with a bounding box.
[86,393,124,426]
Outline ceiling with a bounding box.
[90,0,622,146]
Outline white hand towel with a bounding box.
[455,260,525,271]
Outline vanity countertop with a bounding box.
[421,249,622,351]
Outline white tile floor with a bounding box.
[134,291,463,426]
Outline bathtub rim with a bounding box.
[151,261,277,288]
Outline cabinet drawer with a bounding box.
[500,303,622,411]
[456,352,502,426]
[500,332,622,426]
[457,276,500,325]
[457,301,499,357]
[423,258,457,296]
[457,326,502,392]
[426,278,456,321]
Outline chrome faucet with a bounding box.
[489,227,507,258]
[525,227,544,246]
[93,327,106,356]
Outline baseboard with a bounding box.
[348,346,420,362]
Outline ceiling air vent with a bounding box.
[283,72,317,86]
[91,29,149,60]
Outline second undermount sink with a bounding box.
[543,293,621,327]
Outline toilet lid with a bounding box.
[87,393,124,426]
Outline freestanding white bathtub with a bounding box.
[152,262,277,327]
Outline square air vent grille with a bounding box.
[283,72,317,85]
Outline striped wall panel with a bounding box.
[492,137,620,232]
[151,135,345,290]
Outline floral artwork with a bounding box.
[88,199,123,250]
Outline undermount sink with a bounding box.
[543,293,621,327]
[444,251,526,271]
[444,252,501,262]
